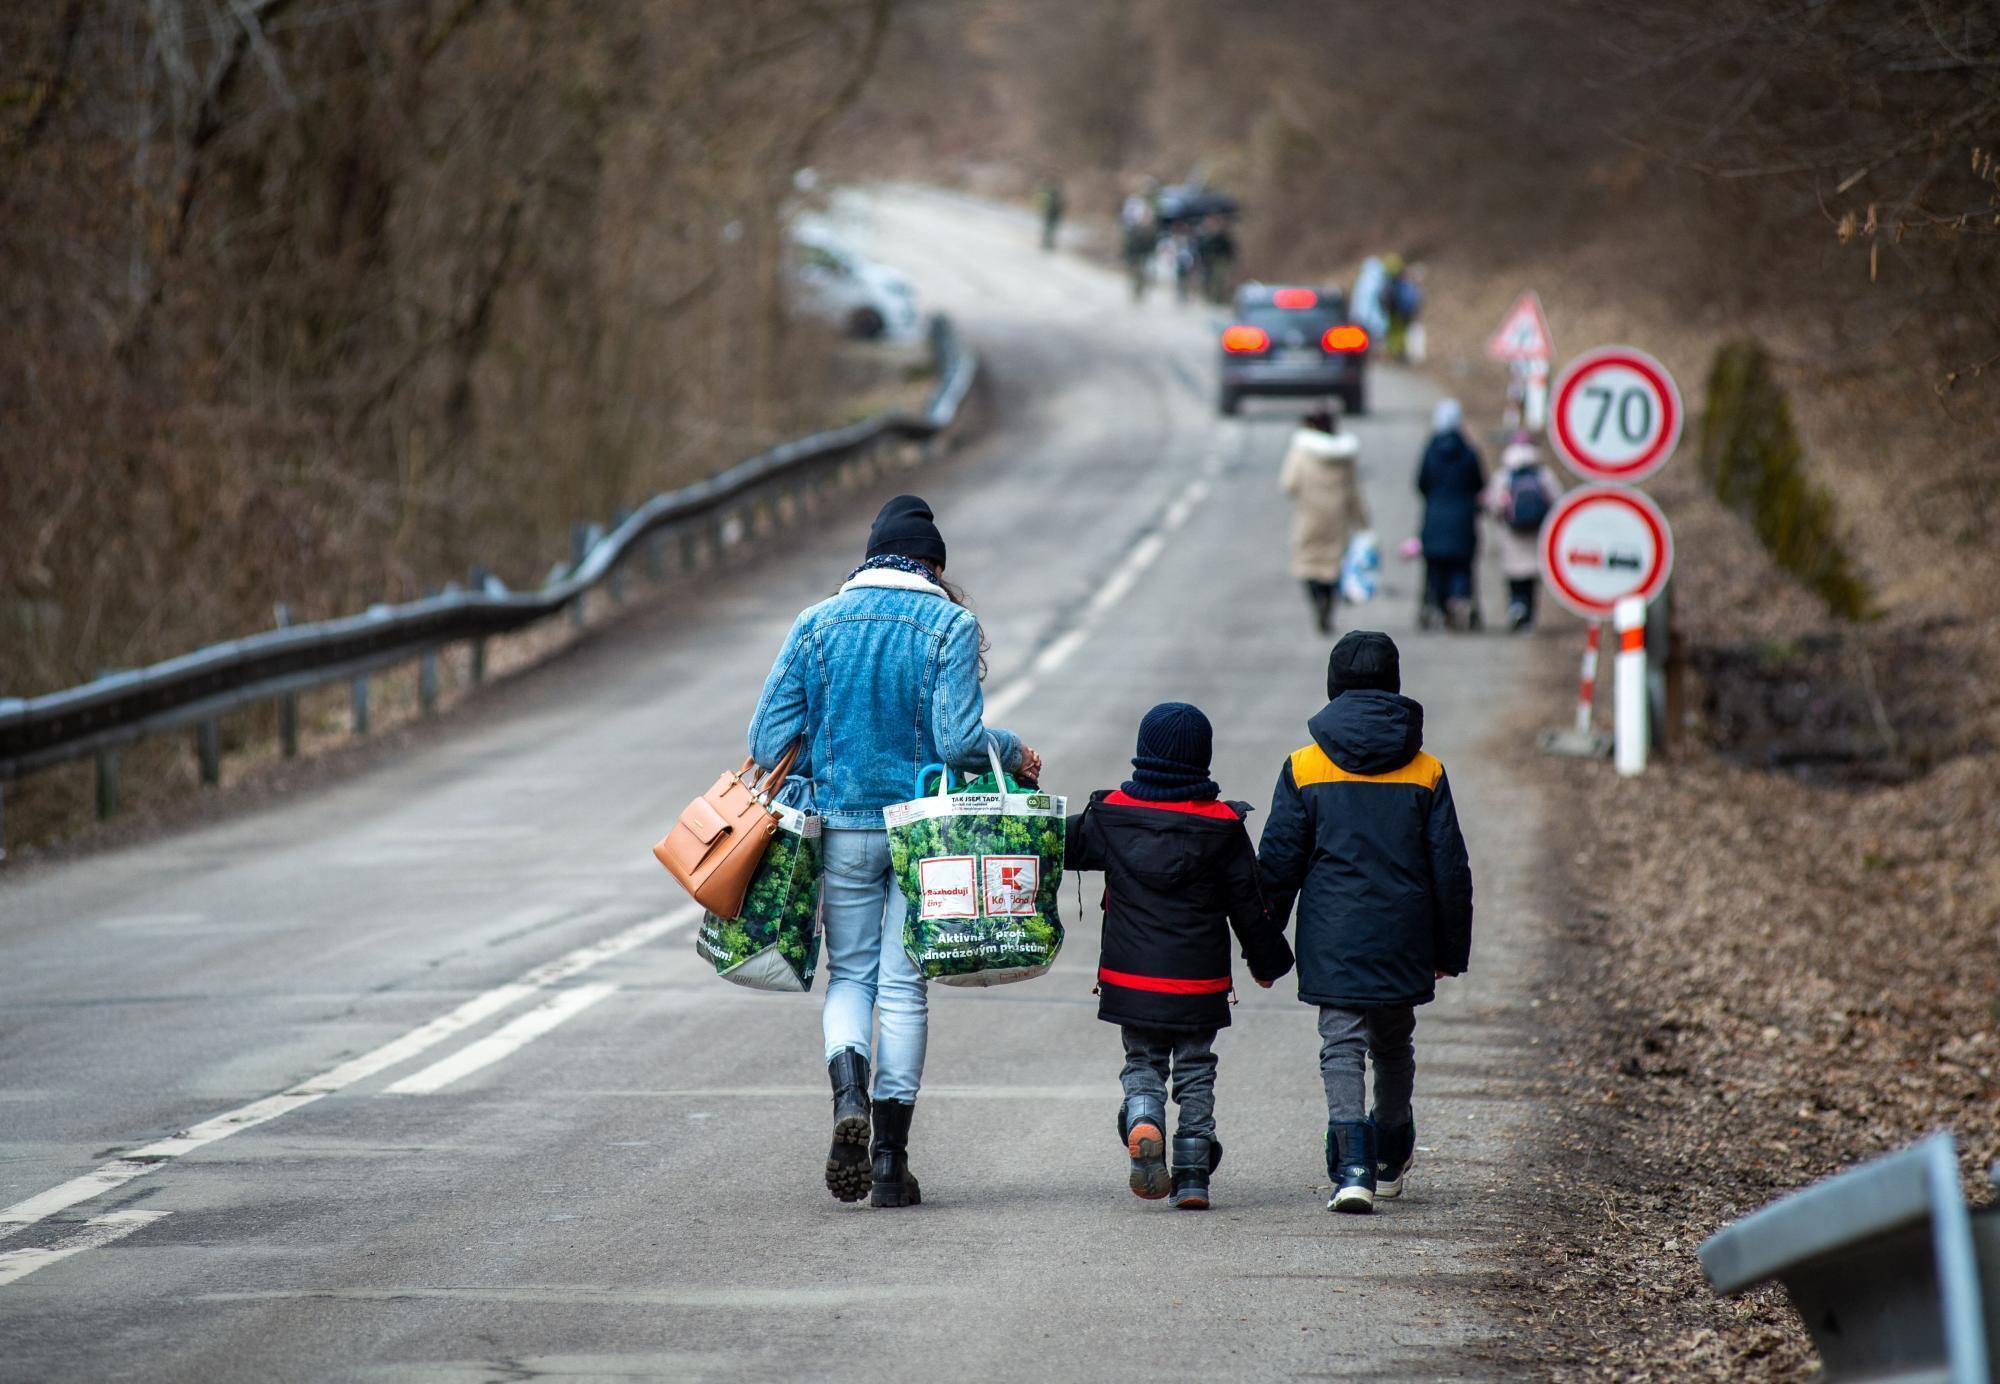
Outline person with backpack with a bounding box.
[1065,703,1294,1210]
[1482,437,1562,632]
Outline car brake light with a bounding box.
[1322,325,1369,352]
[1221,324,1270,353]
[1272,288,1317,309]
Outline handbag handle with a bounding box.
[739,737,803,803]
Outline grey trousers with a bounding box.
[1119,1025,1219,1140]
[1318,1005,1416,1127]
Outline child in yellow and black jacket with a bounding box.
[1257,631,1473,1214]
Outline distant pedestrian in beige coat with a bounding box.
[1280,404,1371,634]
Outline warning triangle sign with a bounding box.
[1487,292,1553,361]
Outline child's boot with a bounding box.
[1119,1096,1170,1200]
[1170,1136,1221,1210]
[1374,1116,1416,1199]
[1327,1119,1377,1214]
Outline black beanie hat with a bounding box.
[1327,630,1401,699]
[865,494,947,567]
[1122,702,1221,802]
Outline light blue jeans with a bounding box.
[821,828,928,1101]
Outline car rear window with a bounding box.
[1244,305,1343,334]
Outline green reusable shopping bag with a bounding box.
[695,798,823,992]
[884,742,1066,987]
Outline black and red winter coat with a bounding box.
[1064,789,1296,1033]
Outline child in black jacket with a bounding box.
[1065,702,1294,1209]
[1258,631,1474,1215]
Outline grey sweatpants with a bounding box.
[1318,1005,1416,1127]
[1119,1025,1219,1140]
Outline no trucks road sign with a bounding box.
[1549,345,1683,484]
[1539,484,1675,620]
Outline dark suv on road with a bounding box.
[1216,284,1370,417]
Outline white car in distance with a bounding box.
[788,222,921,341]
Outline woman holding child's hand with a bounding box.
[749,495,1036,1210]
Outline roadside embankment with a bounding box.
[1420,268,2000,1379]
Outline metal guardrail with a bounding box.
[1699,1131,1998,1382]
[0,317,976,854]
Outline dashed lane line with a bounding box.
[984,457,1222,723]
[385,983,620,1096]
[0,1211,171,1288]
[0,907,698,1253]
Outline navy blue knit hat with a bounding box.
[1327,630,1400,700]
[866,494,947,567]
[1122,702,1220,802]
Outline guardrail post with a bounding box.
[419,651,439,716]
[195,719,221,786]
[351,676,370,736]
[273,603,300,758]
[569,523,592,629]
[96,750,120,819]
[0,783,9,861]
[609,509,632,602]
[646,527,665,581]
[467,569,490,684]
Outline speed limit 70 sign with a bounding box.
[1550,346,1682,484]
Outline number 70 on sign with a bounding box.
[1550,346,1683,485]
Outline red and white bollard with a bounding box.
[1575,622,1602,734]
[1614,596,1648,776]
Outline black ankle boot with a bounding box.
[1170,1136,1219,1210]
[869,1098,921,1208]
[824,1049,871,1203]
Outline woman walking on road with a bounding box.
[1416,399,1486,630]
[749,495,1042,1208]
[1482,436,1562,632]
[1280,404,1370,635]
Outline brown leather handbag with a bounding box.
[653,739,803,918]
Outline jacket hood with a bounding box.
[1307,690,1424,776]
[1290,428,1358,460]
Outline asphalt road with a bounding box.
[0,189,1551,1383]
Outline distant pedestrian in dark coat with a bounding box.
[1257,632,1474,1215]
[1066,702,1294,1211]
[1416,400,1486,630]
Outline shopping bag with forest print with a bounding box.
[884,742,1065,987]
[695,795,822,992]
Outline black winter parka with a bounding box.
[1257,691,1474,1009]
[1065,791,1296,1032]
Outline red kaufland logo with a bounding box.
[983,856,1038,917]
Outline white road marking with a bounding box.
[0,1211,171,1288]
[384,984,619,1095]
[0,907,697,1250]
[984,469,1214,722]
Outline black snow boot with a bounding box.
[869,1099,922,1208]
[824,1049,871,1203]
[1170,1136,1222,1210]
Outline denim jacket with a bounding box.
[748,567,1023,830]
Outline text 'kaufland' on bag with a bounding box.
[884,742,1066,987]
